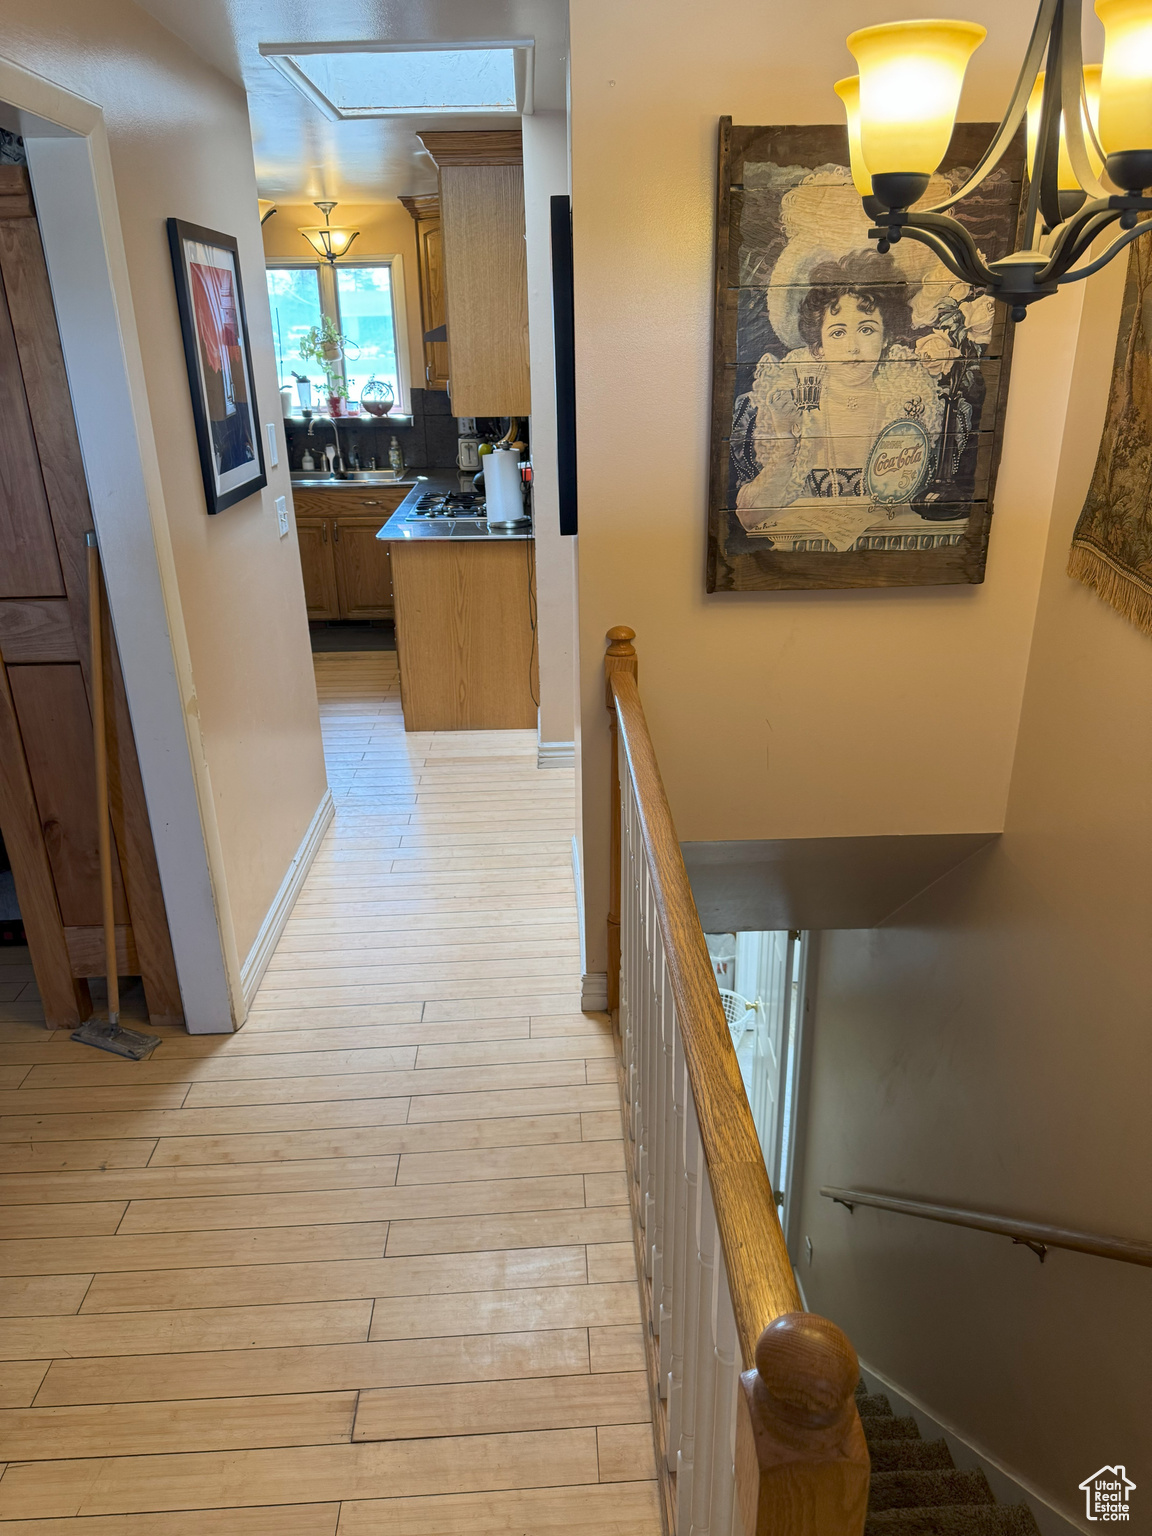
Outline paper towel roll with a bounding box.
[484,449,525,524]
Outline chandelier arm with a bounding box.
[1039,207,1122,277]
[1027,4,1068,242]
[1058,0,1109,201]
[875,224,991,288]
[1049,218,1152,284]
[1038,197,1116,264]
[898,213,999,286]
[921,0,1059,215]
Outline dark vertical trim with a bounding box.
[550,195,578,537]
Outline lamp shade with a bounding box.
[1095,0,1152,154]
[1026,65,1104,187]
[299,224,360,261]
[847,19,986,177]
[834,76,873,196]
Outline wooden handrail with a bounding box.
[822,1187,1152,1266]
[611,663,800,1357]
[606,629,867,1536]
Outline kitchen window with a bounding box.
[266,256,409,413]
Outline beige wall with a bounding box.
[568,0,1093,977]
[0,0,328,1005]
[794,250,1151,1524]
[523,110,578,754]
[261,200,423,387]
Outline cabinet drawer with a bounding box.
[292,487,406,519]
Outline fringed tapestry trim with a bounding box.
[1068,541,1152,637]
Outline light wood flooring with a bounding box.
[0,651,659,1534]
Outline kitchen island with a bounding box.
[376,476,537,732]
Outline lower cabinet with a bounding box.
[294,488,405,622]
[297,519,340,619]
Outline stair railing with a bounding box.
[605,627,869,1536]
[821,1186,1152,1266]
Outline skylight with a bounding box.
[261,43,532,120]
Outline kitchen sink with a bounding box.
[290,470,413,486]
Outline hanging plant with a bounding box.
[298,316,359,366]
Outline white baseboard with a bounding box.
[857,1361,1087,1536]
[537,739,575,768]
[239,789,334,1014]
[581,972,608,1012]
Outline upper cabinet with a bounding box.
[416,130,531,419]
[399,194,450,394]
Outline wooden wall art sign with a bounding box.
[707,121,1025,591]
[167,219,267,515]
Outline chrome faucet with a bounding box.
[308,415,345,477]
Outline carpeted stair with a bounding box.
[858,1385,1042,1536]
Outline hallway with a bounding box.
[0,652,660,1533]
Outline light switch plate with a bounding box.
[266,422,279,467]
[275,495,289,538]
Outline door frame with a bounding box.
[0,59,237,1031]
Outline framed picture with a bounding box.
[707,121,1025,591]
[167,219,266,514]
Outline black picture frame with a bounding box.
[167,218,266,515]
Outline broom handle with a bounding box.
[86,533,118,1026]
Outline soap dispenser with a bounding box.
[389,436,404,475]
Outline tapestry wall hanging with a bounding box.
[707,121,1025,592]
[167,219,266,515]
[1068,238,1152,635]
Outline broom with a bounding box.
[71,533,160,1060]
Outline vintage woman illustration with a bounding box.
[733,252,945,538]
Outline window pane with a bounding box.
[336,265,401,412]
[266,266,326,400]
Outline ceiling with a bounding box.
[133,0,570,203]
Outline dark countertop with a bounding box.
[375,473,534,544]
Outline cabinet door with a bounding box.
[296,520,339,620]
[436,161,530,416]
[333,519,394,619]
[419,218,450,392]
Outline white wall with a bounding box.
[523,109,578,757]
[567,0,1089,978]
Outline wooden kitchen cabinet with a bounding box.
[399,194,450,393]
[293,487,405,621]
[334,522,394,619]
[415,131,530,418]
[296,520,340,620]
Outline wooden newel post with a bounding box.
[735,1311,870,1536]
[604,626,637,1014]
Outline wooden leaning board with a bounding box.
[707,120,1026,591]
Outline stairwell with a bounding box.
[858,1386,1042,1535]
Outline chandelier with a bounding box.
[834,0,1152,319]
[298,201,360,263]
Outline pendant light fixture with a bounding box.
[834,0,1152,319]
[298,201,360,263]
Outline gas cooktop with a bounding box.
[406,491,486,521]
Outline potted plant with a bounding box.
[298,315,347,370]
[324,377,350,417]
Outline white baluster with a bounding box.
[708,1255,740,1535]
[666,1023,688,1467]
[676,1092,705,1518]
[652,947,673,1362]
[689,1165,719,1534]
